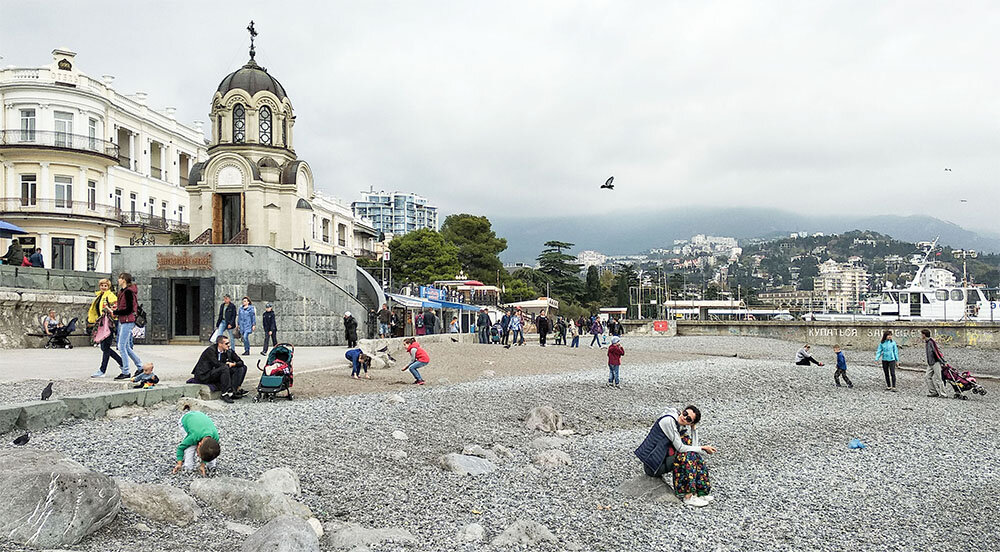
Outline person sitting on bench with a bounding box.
[192,335,247,403]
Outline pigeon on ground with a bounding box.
[450,337,459,343]
[600,176,614,190]
[12,433,29,446]
[40,382,53,401]
[377,345,389,352]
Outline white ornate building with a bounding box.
[0,48,207,271]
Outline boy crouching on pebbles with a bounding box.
[172,410,220,476]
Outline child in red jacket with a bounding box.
[403,337,429,385]
[607,336,625,388]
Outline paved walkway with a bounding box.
[0,343,351,383]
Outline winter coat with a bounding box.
[535,316,550,335]
[500,314,510,330]
[237,305,256,333]
[262,310,277,333]
[344,315,358,341]
[378,307,391,324]
[3,242,22,266]
[28,251,43,267]
[608,343,625,365]
[216,302,236,327]
[88,289,118,324]
[634,408,702,473]
[568,322,579,337]
[113,284,139,323]
[192,344,245,382]
[875,340,899,362]
[590,320,604,335]
[477,311,491,328]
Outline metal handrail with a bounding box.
[0,197,187,232]
[118,211,189,232]
[0,130,119,158]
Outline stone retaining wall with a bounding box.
[359,332,476,352]
[0,265,110,292]
[676,320,1000,349]
[0,287,96,349]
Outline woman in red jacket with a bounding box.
[402,337,429,385]
[607,336,625,388]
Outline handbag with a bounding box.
[93,314,112,344]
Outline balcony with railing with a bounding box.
[0,197,120,222]
[0,130,119,161]
[118,210,189,233]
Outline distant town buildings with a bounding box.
[671,234,741,259]
[351,189,439,238]
[575,249,607,269]
[0,48,207,271]
[813,259,871,312]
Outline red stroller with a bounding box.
[941,363,986,400]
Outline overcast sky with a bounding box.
[2,1,998,232]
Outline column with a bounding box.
[162,143,172,183]
[75,232,88,271]
[39,162,50,206]
[104,227,116,273]
[129,132,136,171]
[39,232,51,269]
[79,167,88,207]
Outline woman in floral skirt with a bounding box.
[634,405,718,507]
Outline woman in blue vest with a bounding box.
[634,405,718,507]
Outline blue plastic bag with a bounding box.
[848,438,867,450]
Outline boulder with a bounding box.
[615,475,679,503]
[491,519,558,547]
[386,394,405,405]
[458,522,486,542]
[532,449,572,468]
[241,515,320,552]
[177,397,226,413]
[307,517,324,538]
[491,444,514,459]
[257,467,302,496]
[462,444,499,462]
[0,449,120,547]
[528,436,567,450]
[0,403,23,433]
[376,352,394,367]
[388,450,408,462]
[105,405,146,420]
[369,356,387,371]
[392,430,408,441]
[324,521,417,549]
[524,406,563,433]
[438,453,496,476]
[116,479,201,526]
[190,477,311,522]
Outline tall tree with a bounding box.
[387,229,460,286]
[439,214,507,284]
[536,240,583,301]
[613,264,638,316]
[585,265,601,302]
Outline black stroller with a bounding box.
[254,343,294,402]
[43,317,78,349]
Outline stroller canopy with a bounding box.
[265,343,294,366]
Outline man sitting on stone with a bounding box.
[192,335,247,403]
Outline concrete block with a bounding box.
[135,387,165,407]
[196,385,221,401]
[179,384,203,399]
[62,393,112,420]
[158,386,187,403]
[107,389,143,408]
[0,404,22,434]
[15,400,69,430]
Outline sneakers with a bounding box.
[416,380,425,385]
[848,383,854,388]
[885,386,892,391]
[702,495,715,503]
[114,372,131,380]
[927,393,940,398]
[606,382,612,388]
[890,387,898,392]
[835,383,842,387]
[220,393,234,404]
[614,384,621,389]
[683,496,710,507]
[91,370,106,378]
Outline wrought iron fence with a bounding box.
[118,210,188,233]
[0,197,119,220]
[0,130,119,158]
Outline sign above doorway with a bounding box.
[156,251,213,270]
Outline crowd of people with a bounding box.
[2,238,45,268]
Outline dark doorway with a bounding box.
[172,279,201,338]
[222,193,241,243]
[51,237,74,270]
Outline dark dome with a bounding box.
[216,59,287,100]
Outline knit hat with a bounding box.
[344,311,351,317]
[611,336,621,345]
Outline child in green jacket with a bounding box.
[171,410,220,476]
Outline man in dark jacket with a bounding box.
[215,295,236,343]
[422,309,437,335]
[3,238,22,266]
[477,308,491,344]
[192,335,247,403]
[377,304,391,338]
[500,311,511,345]
[535,311,551,347]
[609,317,623,337]
[343,311,358,347]
[28,247,44,268]
[260,303,277,355]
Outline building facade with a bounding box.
[0,49,207,272]
[813,259,871,313]
[351,190,438,238]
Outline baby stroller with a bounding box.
[44,317,77,349]
[254,343,294,402]
[490,324,501,344]
[941,363,987,399]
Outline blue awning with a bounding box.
[436,300,482,312]
[387,293,442,309]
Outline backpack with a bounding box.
[135,303,147,328]
[415,313,424,328]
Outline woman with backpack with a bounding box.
[414,311,426,336]
[112,272,142,380]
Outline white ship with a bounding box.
[810,238,1000,322]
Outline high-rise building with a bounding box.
[351,190,438,238]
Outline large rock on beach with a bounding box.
[525,406,564,433]
[369,356,388,370]
[438,453,497,476]
[324,521,417,549]
[241,515,320,552]
[178,397,227,413]
[458,523,486,542]
[257,467,302,496]
[0,449,120,547]
[116,479,201,526]
[532,449,572,468]
[190,477,311,522]
[462,444,499,462]
[491,519,558,547]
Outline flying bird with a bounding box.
[40,382,53,401]
[450,337,459,343]
[960,199,968,203]
[601,176,615,190]
[387,353,396,362]
[12,433,29,446]
[377,345,389,353]
[944,168,952,172]
[244,249,254,257]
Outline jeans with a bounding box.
[407,360,428,381]
[379,322,389,337]
[512,329,523,345]
[240,329,253,354]
[881,360,897,387]
[501,329,509,345]
[608,364,620,384]
[926,362,947,395]
[796,357,822,366]
[590,333,602,347]
[217,321,234,343]
[262,331,277,354]
[571,336,579,347]
[117,321,140,374]
[834,369,853,387]
[479,327,489,344]
[99,332,122,373]
[425,326,435,335]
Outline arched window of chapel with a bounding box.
[259,105,272,145]
[233,103,246,143]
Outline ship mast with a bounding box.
[908,236,939,287]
